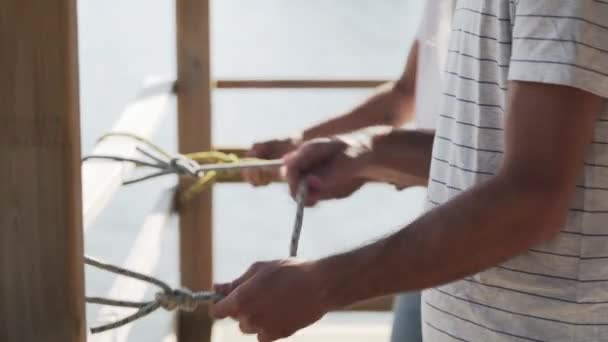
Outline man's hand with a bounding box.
[289,82,604,308]
[283,137,371,206]
[242,137,299,186]
[211,259,331,342]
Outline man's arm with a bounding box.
[315,81,602,307]
[243,41,420,186]
[300,40,420,140]
[361,128,434,187]
[211,82,603,342]
[283,128,435,205]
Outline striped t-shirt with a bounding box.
[422,1,608,341]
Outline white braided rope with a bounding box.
[83,134,309,333]
[290,181,308,257]
[85,256,222,333]
[85,157,309,334]
[195,159,284,173]
[83,143,284,185]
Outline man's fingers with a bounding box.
[302,175,323,207]
[247,143,266,158]
[285,146,327,197]
[257,331,280,342]
[244,143,269,186]
[211,261,267,319]
[256,168,278,186]
[210,290,238,319]
[306,175,323,189]
[284,151,301,197]
[214,283,232,296]
[226,261,266,295]
[238,317,259,335]
[258,329,292,342]
[244,169,264,186]
[284,139,347,198]
[286,141,334,172]
[302,163,341,206]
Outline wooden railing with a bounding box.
[214,79,389,89]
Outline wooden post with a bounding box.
[176,0,214,341]
[0,1,86,341]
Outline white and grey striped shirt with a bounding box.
[422,1,608,341]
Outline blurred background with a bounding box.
[80,1,426,340]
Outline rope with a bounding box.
[85,256,222,334]
[290,181,308,257]
[83,133,309,334]
[84,132,282,202]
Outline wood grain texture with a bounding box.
[176,0,214,341]
[0,0,86,341]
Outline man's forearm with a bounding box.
[301,41,419,141]
[358,128,434,187]
[316,82,601,307]
[314,174,572,309]
[301,83,415,141]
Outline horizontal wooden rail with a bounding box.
[214,79,390,89]
[81,77,173,229]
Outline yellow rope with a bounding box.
[181,151,271,202]
[96,132,272,202]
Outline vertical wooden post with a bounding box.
[176,0,214,341]
[0,1,86,342]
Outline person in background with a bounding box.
[242,1,453,339]
[216,0,608,341]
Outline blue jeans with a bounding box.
[390,292,422,342]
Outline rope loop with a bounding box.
[169,155,202,177]
[83,132,281,200]
[156,288,198,312]
[83,133,308,334]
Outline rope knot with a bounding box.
[156,288,199,312]
[169,156,201,177]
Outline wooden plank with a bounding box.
[0,0,85,341]
[81,77,173,229]
[89,189,176,342]
[176,0,214,341]
[215,79,389,89]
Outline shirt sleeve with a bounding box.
[508,0,608,98]
[416,0,455,45]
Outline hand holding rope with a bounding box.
[83,133,308,333]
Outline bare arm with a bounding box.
[301,40,419,140]
[282,127,434,205]
[360,128,434,187]
[244,41,420,186]
[315,81,602,307]
[211,82,602,342]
